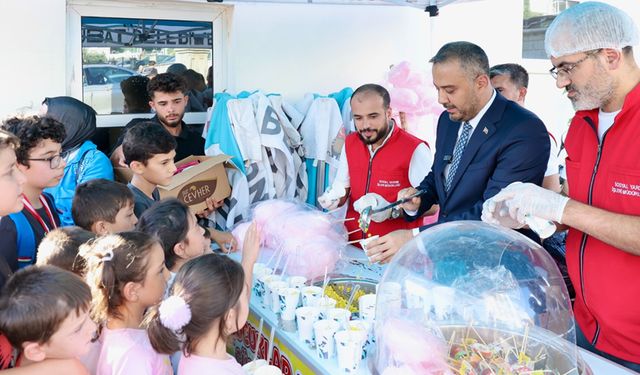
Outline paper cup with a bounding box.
[313,320,340,360]
[314,296,337,320]
[358,293,376,321]
[296,306,321,346]
[405,279,428,310]
[377,281,401,312]
[301,286,323,307]
[242,359,268,374]
[278,287,301,320]
[327,307,351,329]
[334,330,367,373]
[347,319,373,360]
[268,280,289,313]
[252,265,272,297]
[288,275,307,289]
[259,274,281,308]
[254,364,283,375]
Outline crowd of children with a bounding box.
[0,93,261,374]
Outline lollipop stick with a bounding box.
[347,228,361,235]
[321,266,329,297]
[266,327,276,365]
[253,317,264,361]
[345,284,361,312]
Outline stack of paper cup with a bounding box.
[242,359,268,374]
[301,286,323,307]
[254,365,283,375]
[268,280,289,314]
[278,287,300,320]
[314,296,337,320]
[334,330,367,373]
[259,274,281,308]
[288,275,307,290]
[295,306,321,346]
[346,319,373,360]
[327,308,351,329]
[358,294,376,321]
[313,320,340,360]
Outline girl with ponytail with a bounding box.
[146,223,260,374]
[82,231,172,375]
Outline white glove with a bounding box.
[482,198,525,229]
[318,182,347,210]
[353,193,393,223]
[483,182,570,225]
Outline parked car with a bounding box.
[82,64,140,114]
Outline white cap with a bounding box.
[545,1,639,58]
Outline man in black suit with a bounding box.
[365,41,549,263]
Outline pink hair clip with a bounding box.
[159,295,192,331]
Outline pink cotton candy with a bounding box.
[383,61,441,131]
[380,318,452,375]
[238,199,344,279]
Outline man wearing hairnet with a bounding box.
[482,2,640,370]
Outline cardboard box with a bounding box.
[158,155,233,213]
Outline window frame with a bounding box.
[67,0,231,127]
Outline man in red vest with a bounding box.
[318,84,432,245]
[483,2,640,371]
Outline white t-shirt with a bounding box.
[545,134,560,177]
[598,109,620,141]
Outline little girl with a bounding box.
[83,231,172,375]
[147,222,259,374]
[136,199,208,285]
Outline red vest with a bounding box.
[564,83,640,363]
[344,126,425,243]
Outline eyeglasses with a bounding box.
[27,153,65,169]
[549,49,601,80]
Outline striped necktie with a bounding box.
[445,121,473,192]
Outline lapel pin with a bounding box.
[483,127,489,135]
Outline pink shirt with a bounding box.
[177,353,244,375]
[96,327,173,375]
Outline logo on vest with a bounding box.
[377,179,401,188]
[179,180,217,205]
[611,181,640,198]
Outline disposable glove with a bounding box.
[354,193,393,223]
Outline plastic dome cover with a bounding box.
[373,221,581,375]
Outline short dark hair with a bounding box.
[2,116,66,167]
[351,84,391,109]
[136,199,191,270]
[122,121,176,165]
[36,226,96,276]
[147,73,187,99]
[0,266,91,349]
[72,179,134,231]
[490,63,529,89]
[121,76,151,113]
[429,41,490,79]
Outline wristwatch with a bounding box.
[391,206,402,219]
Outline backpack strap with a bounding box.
[7,212,36,269]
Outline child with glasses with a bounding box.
[0,116,66,288]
